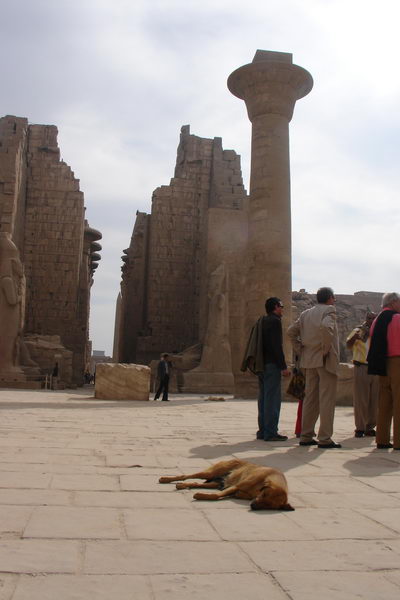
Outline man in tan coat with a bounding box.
[288,287,341,448]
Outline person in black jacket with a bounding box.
[154,353,172,401]
[257,297,290,441]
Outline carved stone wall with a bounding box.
[0,117,29,252]
[117,125,247,370]
[118,211,150,363]
[0,114,101,387]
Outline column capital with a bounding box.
[228,50,313,122]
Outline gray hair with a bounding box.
[381,292,400,308]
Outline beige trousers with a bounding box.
[376,357,400,448]
[300,367,338,444]
[353,364,379,432]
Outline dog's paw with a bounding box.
[193,492,205,500]
[159,477,172,483]
[176,482,186,489]
[193,492,214,500]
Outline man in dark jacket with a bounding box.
[154,354,172,401]
[252,297,290,441]
[368,292,400,449]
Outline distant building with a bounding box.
[91,350,112,374]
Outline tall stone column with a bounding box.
[228,50,313,341]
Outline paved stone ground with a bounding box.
[0,387,399,599]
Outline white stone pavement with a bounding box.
[0,387,399,600]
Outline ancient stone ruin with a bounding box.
[115,50,385,399]
[0,115,101,388]
[114,123,247,393]
[115,50,314,396]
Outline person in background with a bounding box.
[346,312,378,438]
[288,287,341,449]
[367,292,400,450]
[242,297,290,442]
[154,353,172,401]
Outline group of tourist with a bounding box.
[242,288,400,450]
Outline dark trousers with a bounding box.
[257,363,282,439]
[155,375,170,401]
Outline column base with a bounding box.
[182,371,234,394]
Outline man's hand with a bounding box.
[281,369,291,377]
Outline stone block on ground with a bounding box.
[94,363,150,401]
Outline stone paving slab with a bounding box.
[0,472,51,489]
[0,540,80,573]
[11,575,152,600]
[0,506,33,534]
[0,489,71,506]
[292,491,400,508]
[84,540,255,574]
[0,574,18,600]
[23,506,122,539]
[123,507,220,540]
[200,507,307,540]
[0,387,400,599]
[149,573,287,599]
[357,507,400,533]
[239,538,400,571]
[0,451,104,465]
[73,490,191,508]
[50,473,120,491]
[273,570,400,600]
[285,507,397,539]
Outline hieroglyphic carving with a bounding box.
[0,232,25,376]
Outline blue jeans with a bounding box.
[257,363,282,440]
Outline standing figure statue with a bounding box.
[0,232,25,376]
[194,262,232,373]
[182,262,234,393]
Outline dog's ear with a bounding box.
[259,484,269,492]
[281,503,295,511]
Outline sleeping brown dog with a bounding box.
[159,458,294,511]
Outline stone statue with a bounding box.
[195,263,232,372]
[182,263,234,393]
[0,232,25,375]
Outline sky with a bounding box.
[1,0,400,355]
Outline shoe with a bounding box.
[377,443,393,449]
[264,434,288,441]
[299,439,318,446]
[256,433,264,440]
[161,399,169,401]
[317,442,342,449]
[365,430,376,437]
[354,430,364,438]
[393,447,400,450]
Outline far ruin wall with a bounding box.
[0,115,101,386]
